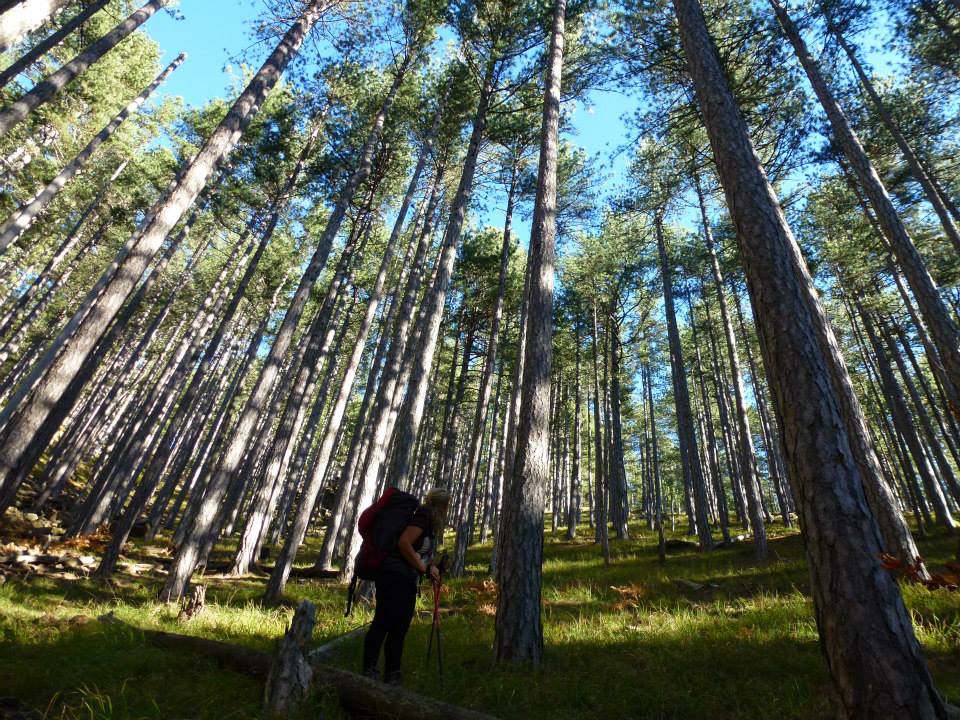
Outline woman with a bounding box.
[362,488,450,685]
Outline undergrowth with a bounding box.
[2,521,960,719]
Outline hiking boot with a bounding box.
[384,670,403,686]
[362,665,380,681]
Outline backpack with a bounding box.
[345,487,419,616]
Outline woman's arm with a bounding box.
[396,526,426,574]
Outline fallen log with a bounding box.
[312,664,499,720]
[281,565,340,579]
[98,612,270,676]
[308,622,369,664]
[123,612,499,719]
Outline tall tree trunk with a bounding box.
[97,133,323,575]
[694,178,765,555]
[645,363,666,563]
[0,53,185,254]
[832,25,960,253]
[437,319,476,489]
[451,166,516,575]
[674,0,948,715]
[730,285,792,527]
[703,295,745,525]
[311,175,442,570]
[845,296,934,533]
[493,254,530,575]
[0,159,126,342]
[655,212,713,551]
[567,326,582,540]
[880,315,960,507]
[0,0,110,90]
[0,0,169,135]
[378,55,496,496]
[493,0,565,666]
[159,34,417,603]
[262,153,424,603]
[590,302,609,561]
[858,301,954,529]
[607,317,629,540]
[0,3,329,514]
[770,0,960,424]
[0,0,71,53]
[690,311,731,542]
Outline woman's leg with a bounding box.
[361,577,391,674]
[383,576,417,682]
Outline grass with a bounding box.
[2,520,960,719]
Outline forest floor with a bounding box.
[2,517,960,719]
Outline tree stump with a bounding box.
[263,600,315,717]
[178,584,206,620]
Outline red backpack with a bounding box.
[345,488,419,615]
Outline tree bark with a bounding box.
[695,179,765,555]
[655,212,713,552]
[379,56,495,498]
[645,363,666,563]
[0,159,126,344]
[832,25,960,254]
[567,326,582,540]
[607,317,629,540]
[262,148,428,602]
[0,0,71,53]
[858,300,954,529]
[452,167,515,575]
[493,0,565,666]
[674,0,948,714]
[590,303,609,561]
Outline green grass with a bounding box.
[3,521,960,719]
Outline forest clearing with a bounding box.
[2,0,960,717]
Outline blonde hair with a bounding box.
[424,488,451,534]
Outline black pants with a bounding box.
[362,571,417,676]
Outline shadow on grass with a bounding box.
[0,619,264,719]
[5,521,960,719]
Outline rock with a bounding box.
[23,513,39,523]
[78,556,96,566]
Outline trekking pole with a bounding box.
[425,551,447,682]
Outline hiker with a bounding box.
[361,487,450,685]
